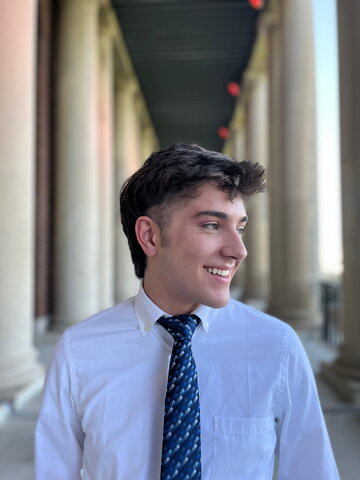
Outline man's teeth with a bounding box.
[204,267,230,277]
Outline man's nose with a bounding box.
[222,230,248,262]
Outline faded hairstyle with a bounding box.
[120,143,266,278]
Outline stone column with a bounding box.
[114,81,142,301]
[242,74,269,307]
[232,126,246,162]
[54,0,100,328]
[230,118,247,297]
[265,8,286,319]
[97,8,115,310]
[0,0,44,403]
[141,125,156,162]
[267,0,318,328]
[322,0,360,402]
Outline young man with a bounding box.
[35,144,339,479]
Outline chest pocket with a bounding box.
[211,416,277,480]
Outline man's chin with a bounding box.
[205,295,230,309]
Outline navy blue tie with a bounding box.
[157,314,202,480]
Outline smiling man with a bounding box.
[136,184,248,314]
[35,144,339,479]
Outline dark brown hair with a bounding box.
[120,143,266,278]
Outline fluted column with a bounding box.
[98,9,115,309]
[0,0,44,402]
[267,0,318,328]
[54,0,100,328]
[242,73,269,306]
[114,81,142,301]
[322,0,360,402]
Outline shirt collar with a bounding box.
[134,284,214,336]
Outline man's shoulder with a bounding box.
[217,297,295,341]
[226,298,288,326]
[63,296,137,341]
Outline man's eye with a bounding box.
[237,227,246,236]
[203,222,219,230]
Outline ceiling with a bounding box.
[111,0,261,151]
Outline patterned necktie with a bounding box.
[157,314,202,480]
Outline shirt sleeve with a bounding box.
[35,333,84,480]
[276,327,340,480]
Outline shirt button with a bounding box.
[144,325,151,332]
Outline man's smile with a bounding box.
[203,266,230,278]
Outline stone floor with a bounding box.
[0,330,359,480]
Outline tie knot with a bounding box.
[157,314,200,343]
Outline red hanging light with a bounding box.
[248,0,264,10]
[227,81,240,97]
[217,127,231,140]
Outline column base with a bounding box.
[51,319,73,333]
[241,289,268,312]
[242,296,269,312]
[0,352,45,409]
[35,315,50,336]
[267,305,321,330]
[321,361,360,404]
[52,310,90,331]
[0,369,44,410]
[0,403,12,422]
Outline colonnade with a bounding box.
[228,0,360,400]
[322,0,360,402]
[0,0,157,402]
[229,0,318,328]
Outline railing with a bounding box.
[320,280,343,346]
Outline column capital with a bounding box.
[259,9,281,33]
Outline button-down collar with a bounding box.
[134,284,213,336]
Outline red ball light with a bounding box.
[248,0,263,9]
[227,82,240,97]
[217,127,231,140]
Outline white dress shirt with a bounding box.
[35,286,339,479]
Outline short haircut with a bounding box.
[120,143,266,278]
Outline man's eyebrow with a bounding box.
[195,210,248,222]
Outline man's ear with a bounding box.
[135,216,160,257]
